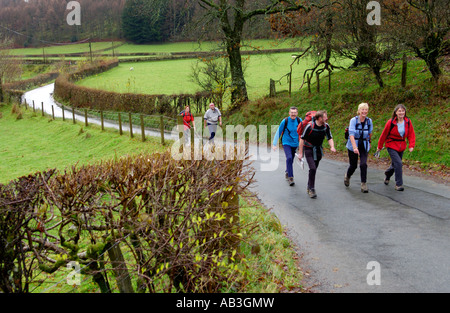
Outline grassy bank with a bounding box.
[226,58,450,173]
[0,103,166,183]
[0,101,306,293]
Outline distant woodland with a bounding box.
[0,0,272,47]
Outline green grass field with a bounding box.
[0,104,166,184]
[9,38,300,56]
[76,52,323,100]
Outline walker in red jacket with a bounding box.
[376,104,416,191]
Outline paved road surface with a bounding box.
[251,148,450,293]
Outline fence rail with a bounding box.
[20,99,190,145]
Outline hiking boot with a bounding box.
[361,182,369,193]
[344,174,350,187]
[285,172,289,180]
[308,188,317,199]
[384,175,390,185]
[395,185,404,191]
[288,177,295,186]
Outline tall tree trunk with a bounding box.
[220,1,249,111]
[226,37,248,110]
[372,66,384,88]
[425,55,441,83]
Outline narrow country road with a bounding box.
[23,84,450,293]
[251,150,450,293]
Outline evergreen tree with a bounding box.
[122,0,168,43]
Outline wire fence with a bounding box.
[18,99,200,145]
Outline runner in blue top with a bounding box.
[272,107,302,186]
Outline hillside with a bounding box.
[226,57,450,180]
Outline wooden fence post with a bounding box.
[100,111,104,131]
[160,115,165,145]
[106,243,134,293]
[84,109,88,127]
[129,112,133,138]
[401,53,407,88]
[41,102,44,116]
[118,113,123,135]
[269,79,276,97]
[72,107,76,124]
[140,115,145,142]
[62,105,65,121]
[177,115,184,140]
[51,105,55,120]
[33,100,35,113]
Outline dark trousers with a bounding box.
[304,147,322,190]
[346,148,368,183]
[386,148,404,186]
[207,123,217,141]
[283,145,297,178]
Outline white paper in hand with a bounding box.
[295,153,305,170]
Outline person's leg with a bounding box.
[345,149,358,186]
[207,124,217,142]
[359,149,368,183]
[283,145,294,178]
[384,148,396,184]
[387,148,404,188]
[304,148,317,192]
[183,128,190,144]
[283,145,296,186]
[358,149,369,192]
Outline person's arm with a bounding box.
[298,139,304,158]
[272,120,285,150]
[328,138,337,152]
[325,124,336,153]
[377,120,391,152]
[350,135,359,155]
[407,119,415,152]
[219,115,222,127]
[348,118,359,155]
[204,111,208,128]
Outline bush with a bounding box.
[0,149,255,293]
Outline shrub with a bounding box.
[0,149,255,293]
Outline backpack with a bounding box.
[345,116,371,140]
[280,117,301,142]
[297,111,317,137]
[387,117,410,141]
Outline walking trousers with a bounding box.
[347,148,368,183]
[304,147,322,190]
[385,148,404,186]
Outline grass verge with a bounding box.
[0,102,167,184]
[0,101,306,293]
